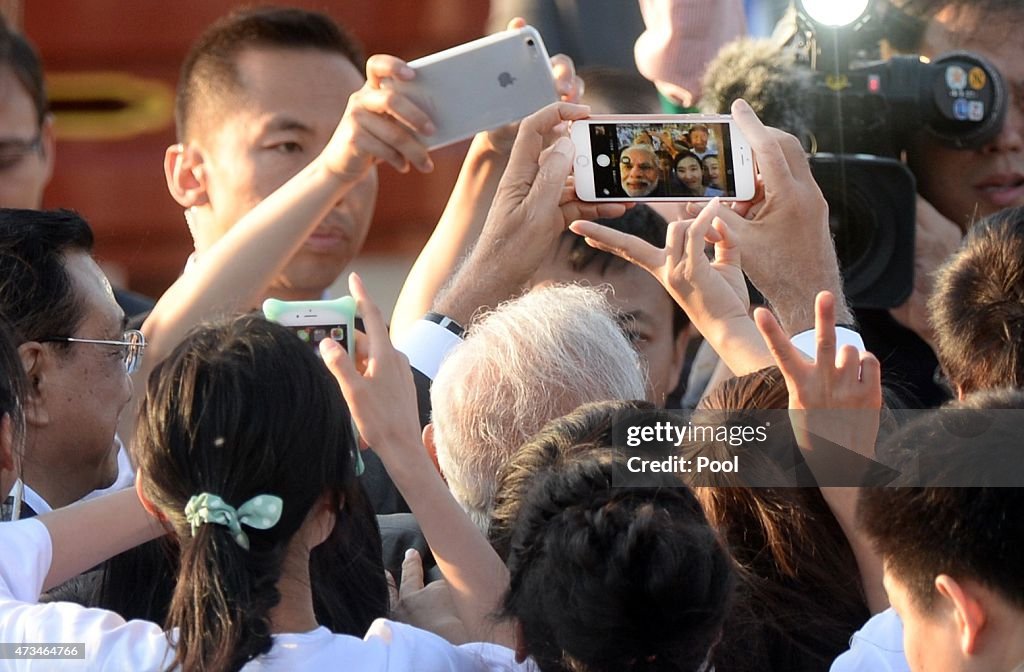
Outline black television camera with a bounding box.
[786,0,1007,308]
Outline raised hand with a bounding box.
[323,55,435,179]
[571,199,774,375]
[708,99,851,334]
[320,273,422,464]
[754,291,881,458]
[434,101,627,324]
[756,291,888,612]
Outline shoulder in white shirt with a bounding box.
[0,519,527,672]
[830,608,910,672]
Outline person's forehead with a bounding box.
[920,6,1020,60]
[623,148,654,161]
[64,252,124,336]
[0,66,38,135]
[215,47,363,135]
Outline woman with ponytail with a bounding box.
[0,273,739,672]
[0,311,528,671]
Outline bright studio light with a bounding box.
[799,0,871,27]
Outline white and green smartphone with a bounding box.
[263,297,364,475]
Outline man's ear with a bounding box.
[164,142,210,209]
[39,113,57,185]
[422,423,441,475]
[935,574,986,656]
[17,342,49,427]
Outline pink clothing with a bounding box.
[634,0,747,106]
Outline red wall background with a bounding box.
[21,1,489,297]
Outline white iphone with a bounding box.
[262,297,356,354]
[570,115,756,202]
[386,26,559,150]
[262,297,364,475]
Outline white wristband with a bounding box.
[790,327,866,361]
[394,318,464,380]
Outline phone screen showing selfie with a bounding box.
[588,122,736,199]
[292,325,348,354]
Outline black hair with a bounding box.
[673,151,709,196]
[554,205,690,337]
[578,66,660,115]
[0,208,94,345]
[861,387,1024,612]
[0,15,48,124]
[929,205,1024,395]
[489,399,657,561]
[0,316,28,478]
[134,314,383,671]
[673,150,704,172]
[176,6,365,140]
[503,452,734,672]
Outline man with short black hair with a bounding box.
[0,16,52,211]
[840,387,1024,672]
[164,7,381,303]
[0,208,133,515]
[929,205,1024,398]
[0,16,152,320]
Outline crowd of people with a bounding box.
[617,124,726,198]
[1,1,1022,671]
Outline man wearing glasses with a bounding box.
[0,18,153,322]
[0,209,142,519]
[0,18,53,211]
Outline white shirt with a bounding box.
[0,519,528,672]
[830,608,910,672]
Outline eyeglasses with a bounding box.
[0,133,43,172]
[39,329,147,374]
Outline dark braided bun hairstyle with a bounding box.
[503,454,734,672]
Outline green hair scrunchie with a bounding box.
[184,493,283,550]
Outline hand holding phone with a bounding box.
[263,296,363,474]
[384,26,559,150]
[570,115,756,202]
[262,297,356,354]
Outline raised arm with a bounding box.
[710,99,853,335]
[323,273,514,647]
[389,22,583,338]
[431,102,627,327]
[35,488,164,591]
[570,198,774,376]
[123,55,433,441]
[755,291,887,613]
